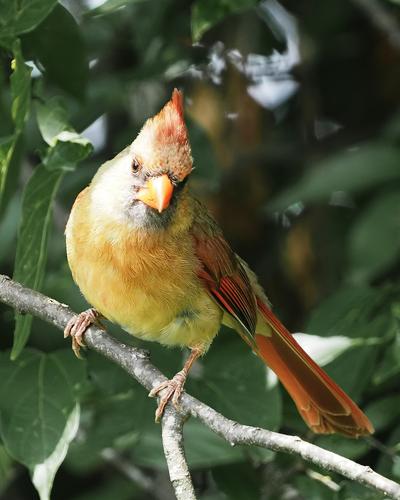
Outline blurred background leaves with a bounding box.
[1,0,400,498]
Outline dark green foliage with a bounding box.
[1,0,400,499]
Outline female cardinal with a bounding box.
[65,89,373,437]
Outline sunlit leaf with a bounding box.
[293,333,359,366]
[36,98,93,170]
[36,98,71,146]
[0,349,85,466]
[22,5,88,99]
[0,0,58,37]
[87,0,148,17]
[32,404,80,500]
[267,144,400,211]
[348,190,400,283]
[192,0,258,42]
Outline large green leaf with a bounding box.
[67,353,153,468]
[0,349,85,466]
[11,98,92,358]
[0,41,31,212]
[187,333,281,430]
[267,144,400,211]
[32,404,80,500]
[11,166,64,359]
[0,0,58,37]
[22,5,89,99]
[348,190,400,283]
[192,0,258,42]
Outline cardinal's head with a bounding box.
[90,89,193,230]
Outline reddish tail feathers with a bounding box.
[256,300,373,437]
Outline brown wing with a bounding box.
[191,202,257,346]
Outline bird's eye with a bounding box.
[131,158,141,174]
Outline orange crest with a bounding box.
[152,89,188,146]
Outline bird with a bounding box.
[65,89,373,437]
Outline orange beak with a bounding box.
[136,174,174,213]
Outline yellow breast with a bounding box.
[65,188,222,350]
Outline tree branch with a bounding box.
[161,407,197,500]
[1,274,399,500]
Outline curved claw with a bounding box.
[64,308,103,358]
[149,371,187,422]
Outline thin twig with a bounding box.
[161,407,197,500]
[101,449,154,492]
[1,275,400,500]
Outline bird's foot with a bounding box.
[64,308,104,358]
[149,370,187,422]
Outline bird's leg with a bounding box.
[64,308,104,358]
[149,347,202,422]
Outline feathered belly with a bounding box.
[67,241,222,349]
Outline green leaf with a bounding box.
[0,349,85,466]
[0,136,16,212]
[187,334,281,430]
[0,445,13,492]
[68,353,153,466]
[36,98,93,170]
[87,0,148,17]
[22,4,88,99]
[0,0,58,37]
[11,166,63,359]
[0,41,31,211]
[43,135,93,171]
[306,287,394,397]
[132,419,246,469]
[36,98,72,146]
[348,190,400,283]
[11,95,92,357]
[267,144,400,211]
[337,481,387,500]
[373,322,400,385]
[10,40,32,132]
[192,0,258,42]
[32,404,80,500]
[365,395,400,433]
[315,434,370,461]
